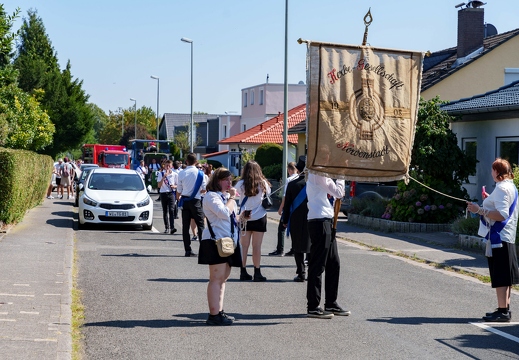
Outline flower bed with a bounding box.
[348,214,451,233]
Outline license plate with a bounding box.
[106,211,128,217]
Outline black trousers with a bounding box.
[294,252,306,277]
[181,198,204,252]
[306,219,340,310]
[160,192,176,230]
[276,217,285,252]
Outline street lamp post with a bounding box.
[130,98,137,139]
[118,107,124,137]
[181,37,194,153]
[150,75,160,140]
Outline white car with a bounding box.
[78,168,153,230]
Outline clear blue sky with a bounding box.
[6,0,519,116]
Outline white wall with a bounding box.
[452,117,519,201]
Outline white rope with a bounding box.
[407,175,467,203]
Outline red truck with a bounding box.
[81,144,131,169]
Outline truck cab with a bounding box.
[82,144,131,169]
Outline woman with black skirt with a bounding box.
[199,167,241,326]
[235,161,271,282]
[467,158,519,322]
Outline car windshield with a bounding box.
[104,153,128,165]
[80,168,93,181]
[88,173,144,191]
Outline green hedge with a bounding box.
[0,147,53,224]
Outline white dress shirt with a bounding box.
[157,170,178,193]
[306,173,345,220]
[177,165,207,199]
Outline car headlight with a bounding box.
[137,196,150,208]
[82,195,98,207]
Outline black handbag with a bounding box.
[261,194,272,209]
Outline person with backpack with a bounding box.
[60,157,74,200]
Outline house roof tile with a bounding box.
[440,80,519,114]
[218,104,306,145]
[421,28,519,92]
[202,150,229,158]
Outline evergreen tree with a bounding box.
[0,5,54,150]
[13,9,94,157]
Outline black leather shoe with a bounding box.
[483,311,511,322]
[293,275,305,282]
[164,229,170,234]
[285,249,294,256]
[268,250,284,256]
[185,251,197,257]
[170,228,177,234]
[486,309,512,318]
[240,273,252,281]
[253,274,267,282]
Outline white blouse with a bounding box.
[235,179,271,221]
[202,191,238,243]
[481,179,519,244]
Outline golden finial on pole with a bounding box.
[362,8,373,46]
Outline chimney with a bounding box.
[457,7,484,58]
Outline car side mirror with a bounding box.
[78,183,84,191]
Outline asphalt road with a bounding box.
[76,200,519,359]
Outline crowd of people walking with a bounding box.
[49,152,350,326]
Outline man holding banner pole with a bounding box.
[306,145,350,319]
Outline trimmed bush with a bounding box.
[255,143,282,168]
[262,163,282,181]
[0,147,53,224]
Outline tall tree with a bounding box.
[13,9,93,157]
[0,5,19,68]
[0,5,54,150]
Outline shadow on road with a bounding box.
[368,316,482,325]
[101,253,177,258]
[83,312,305,328]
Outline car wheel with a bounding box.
[142,223,153,231]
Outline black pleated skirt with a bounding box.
[198,239,242,267]
[487,242,519,288]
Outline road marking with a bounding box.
[471,322,519,343]
[0,293,34,297]
[34,338,57,342]
[13,284,29,286]
[20,311,39,315]
[44,294,61,296]
[0,319,15,322]
[152,226,159,233]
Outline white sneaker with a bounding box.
[70,196,75,200]
[47,196,55,199]
[58,195,63,199]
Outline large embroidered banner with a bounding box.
[306,42,424,182]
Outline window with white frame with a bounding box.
[251,90,254,105]
[462,138,477,183]
[243,92,247,107]
[497,137,519,167]
[259,89,264,105]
